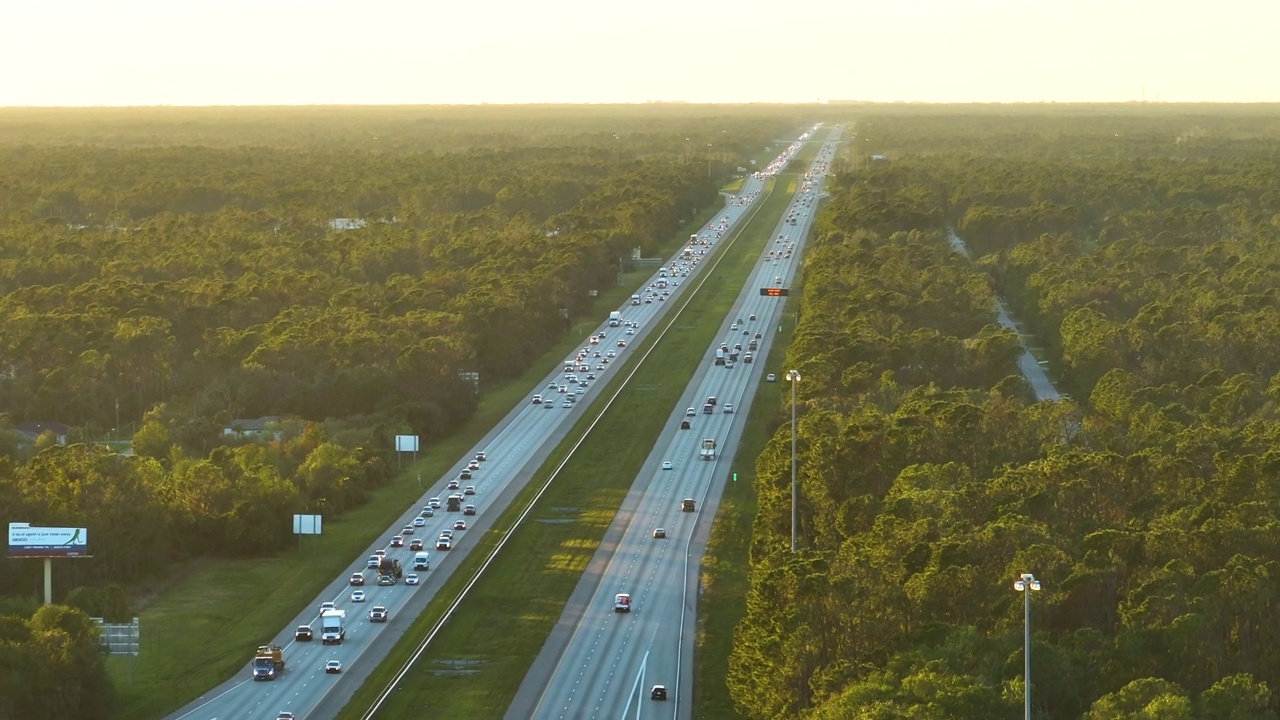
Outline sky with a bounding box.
[2,0,1276,106]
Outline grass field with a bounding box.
[104,198,739,720]
[333,176,799,718]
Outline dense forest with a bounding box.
[0,106,809,715]
[729,107,1280,718]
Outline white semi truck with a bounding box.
[609,311,621,327]
[321,609,346,644]
[700,438,717,460]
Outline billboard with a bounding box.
[8,522,89,558]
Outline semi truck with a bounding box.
[630,294,641,306]
[374,556,402,584]
[700,438,717,460]
[252,644,285,680]
[609,311,621,327]
[321,609,346,644]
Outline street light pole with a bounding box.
[1014,573,1042,719]
[707,143,713,178]
[787,370,801,552]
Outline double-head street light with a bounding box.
[1014,573,1042,719]
[786,370,801,552]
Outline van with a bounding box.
[703,404,714,414]
[413,552,430,570]
[681,498,696,512]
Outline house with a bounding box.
[14,421,72,446]
[223,416,284,440]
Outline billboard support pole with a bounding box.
[44,558,52,605]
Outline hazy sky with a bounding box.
[3,0,1275,106]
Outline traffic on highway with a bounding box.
[515,125,843,720]
[166,128,823,720]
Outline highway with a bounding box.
[509,126,844,720]
[164,130,818,720]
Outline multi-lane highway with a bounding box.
[510,126,843,720]
[165,130,819,720]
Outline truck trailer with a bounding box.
[321,610,346,644]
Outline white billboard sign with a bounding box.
[293,514,322,535]
[8,522,89,558]
[395,435,419,452]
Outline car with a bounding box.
[744,353,753,363]
[321,600,336,613]
[409,538,424,551]
[774,276,782,284]
[547,381,559,390]
[614,593,631,613]
[351,589,366,602]
[464,504,477,515]
[295,625,313,641]
[453,520,467,530]
[377,574,396,586]
[724,403,734,414]
[544,400,555,408]
[369,606,388,622]
[390,535,404,547]
[413,516,426,527]
[653,528,666,539]
[276,713,295,720]
[558,385,568,393]
[428,497,441,509]
[325,660,342,674]
[749,314,757,321]
[467,460,480,470]
[532,394,543,404]
[459,470,472,480]
[617,340,627,347]
[587,373,596,380]
[463,485,476,495]
[439,529,454,539]
[661,461,673,471]
[731,323,739,331]
[373,549,386,557]
[562,400,573,408]
[367,555,380,568]
[679,420,691,430]
[766,373,777,382]
[447,479,461,490]
[349,572,365,586]
[436,537,452,550]
[420,507,434,517]
[402,525,415,535]
[651,685,668,701]
[755,332,763,339]
[405,573,420,585]
[626,328,635,335]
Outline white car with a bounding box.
[661,461,673,471]
[351,590,365,602]
[405,574,420,586]
[325,660,342,674]
[685,408,696,417]
[413,516,426,527]
[428,497,441,509]
[320,601,336,613]
[724,403,734,414]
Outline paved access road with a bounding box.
[509,125,844,720]
[164,131,818,720]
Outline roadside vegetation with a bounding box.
[727,107,1280,719]
[0,105,813,719]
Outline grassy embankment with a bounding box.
[106,198,738,720]
[335,174,801,718]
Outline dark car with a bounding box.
[651,685,668,700]
[679,420,691,430]
[294,625,313,641]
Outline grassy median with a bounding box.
[335,176,799,718]
[105,200,736,720]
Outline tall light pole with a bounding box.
[1014,573,1042,719]
[786,370,801,552]
[707,143,713,178]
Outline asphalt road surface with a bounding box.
[507,126,844,720]
[163,130,819,720]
